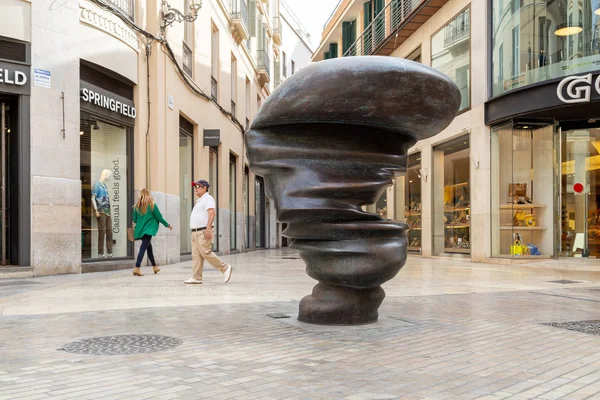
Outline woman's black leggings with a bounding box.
[136,234,156,267]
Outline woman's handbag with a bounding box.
[508,183,527,197]
[127,226,135,242]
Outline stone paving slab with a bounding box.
[2,250,600,399]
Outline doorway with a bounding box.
[560,127,600,257]
[0,97,18,265]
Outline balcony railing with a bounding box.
[344,0,422,57]
[444,10,469,47]
[231,0,249,30]
[107,0,135,20]
[272,16,282,44]
[257,49,270,77]
[211,76,218,102]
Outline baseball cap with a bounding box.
[192,179,210,189]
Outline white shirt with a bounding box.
[190,193,216,229]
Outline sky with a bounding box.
[282,0,341,51]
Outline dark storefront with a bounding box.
[0,36,31,266]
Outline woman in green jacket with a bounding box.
[132,189,172,276]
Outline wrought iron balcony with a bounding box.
[231,0,250,42]
[443,11,469,47]
[107,0,135,20]
[272,16,282,45]
[257,49,270,82]
[344,0,445,57]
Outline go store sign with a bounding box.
[557,73,600,104]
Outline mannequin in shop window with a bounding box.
[92,169,113,258]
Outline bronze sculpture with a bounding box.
[246,56,460,325]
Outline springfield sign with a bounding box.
[81,87,136,119]
[557,73,600,104]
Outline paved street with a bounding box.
[3,250,600,399]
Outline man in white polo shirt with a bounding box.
[184,179,232,284]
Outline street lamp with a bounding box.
[160,0,202,28]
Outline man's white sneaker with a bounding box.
[223,265,232,283]
[184,278,203,284]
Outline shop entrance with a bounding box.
[0,97,18,265]
[559,127,600,257]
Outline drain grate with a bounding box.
[0,281,41,287]
[281,257,300,260]
[547,280,582,284]
[60,334,182,355]
[543,320,600,336]
[267,313,290,319]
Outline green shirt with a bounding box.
[132,204,170,239]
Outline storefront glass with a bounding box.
[179,126,193,254]
[209,148,219,251]
[255,177,265,248]
[243,168,249,249]
[491,123,556,258]
[80,114,130,260]
[229,154,237,251]
[431,6,471,112]
[433,136,471,255]
[560,127,600,257]
[395,153,422,253]
[491,0,600,97]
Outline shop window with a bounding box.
[209,147,219,251]
[230,153,237,251]
[179,117,194,254]
[395,153,422,253]
[491,0,600,97]
[433,136,471,255]
[255,177,265,248]
[80,114,130,260]
[491,123,555,258]
[431,7,470,112]
[243,166,249,249]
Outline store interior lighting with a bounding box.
[554,23,583,36]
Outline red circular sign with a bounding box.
[574,183,584,193]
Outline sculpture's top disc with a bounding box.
[252,56,461,141]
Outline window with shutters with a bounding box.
[328,43,338,59]
[363,1,373,55]
[247,0,256,51]
[342,20,357,56]
[245,77,251,124]
[282,51,287,77]
[211,24,219,102]
[231,55,237,119]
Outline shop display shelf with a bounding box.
[499,226,546,230]
[408,246,421,252]
[499,204,547,209]
[405,211,422,216]
[445,224,470,229]
[408,227,422,230]
[449,182,468,188]
[496,254,553,259]
[444,248,470,254]
[444,206,470,212]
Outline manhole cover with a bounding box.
[60,335,182,355]
[0,281,41,287]
[267,313,290,319]
[543,320,600,336]
[547,280,582,284]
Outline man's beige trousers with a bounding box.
[191,231,226,281]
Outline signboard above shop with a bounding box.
[0,61,30,96]
[80,81,136,126]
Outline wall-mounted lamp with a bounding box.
[161,0,202,28]
[469,153,479,169]
[419,168,428,182]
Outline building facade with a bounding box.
[315,0,600,263]
[0,0,293,277]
